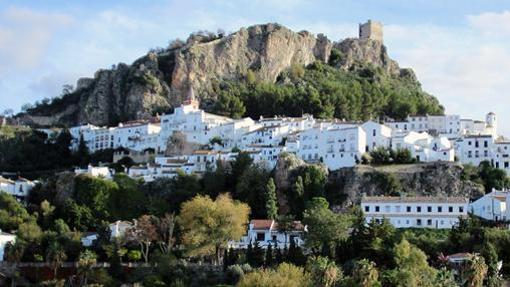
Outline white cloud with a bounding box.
[467,10,510,38]
[381,12,510,135]
[0,7,73,73]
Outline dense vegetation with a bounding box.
[211,60,444,121]
[0,126,115,178]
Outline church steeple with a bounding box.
[182,80,199,109]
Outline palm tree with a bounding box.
[464,255,488,287]
[46,242,67,279]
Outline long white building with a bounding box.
[361,196,469,229]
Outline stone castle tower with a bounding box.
[359,20,383,42]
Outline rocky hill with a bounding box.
[20,23,441,127]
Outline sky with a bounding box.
[0,0,509,135]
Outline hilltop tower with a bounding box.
[359,20,383,42]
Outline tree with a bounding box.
[392,239,437,287]
[46,241,67,279]
[109,173,145,220]
[235,164,270,218]
[306,256,343,287]
[180,194,250,264]
[302,198,351,257]
[77,250,97,286]
[154,213,176,254]
[463,255,488,287]
[0,193,34,232]
[480,242,501,287]
[237,263,312,287]
[265,178,278,220]
[265,243,274,267]
[351,259,380,287]
[214,92,246,119]
[300,165,328,200]
[277,214,295,248]
[125,215,158,263]
[75,134,90,167]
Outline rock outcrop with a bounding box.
[329,162,484,208]
[22,23,420,127]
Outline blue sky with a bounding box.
[0,0,509,135]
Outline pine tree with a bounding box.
[75,133,90,167]
[250,241,265,267]
[246,241,253,265]
[265,243,274,267]
[275,247,284,265]
[287,239,306,266]
[265,178,278,220]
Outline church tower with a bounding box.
[182,83,199,110]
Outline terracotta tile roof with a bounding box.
[362,196,468,204]
[250,219,305,231]
[250,219,274,230]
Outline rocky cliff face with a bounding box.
[329,162,484,208]
[22,23,415,127]
[273,153,484,210]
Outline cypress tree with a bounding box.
[265,243,274,267]
[265,178,278,220]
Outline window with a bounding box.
[365,206,370,212]
[484,140,488,148]
[385,206,391,212]
[407,206,411,212]
[256,233,265,241]
[372,129,376,136]
[395,206,401,213]
[272,235,277,242]
[375,206,380,212]
[448,206,453,213]
[437,206,442,213]
[417,206,422,212]
[475,141,479,148]
[459,206,464,213]
[427,219,432,226]
[416,219,422,226]
[427,206,432,212]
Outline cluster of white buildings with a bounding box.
[65,87,509,180]
[0,176,36,200]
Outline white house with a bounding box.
[0,176,36,200]
[361,121,392,152]
[229,219,306,249]
[75,165,112,179]
[109,220,133,239]
[469,189,510,221]
[361,196,469,229]
[0,231,15,261]
[80,232,99,247]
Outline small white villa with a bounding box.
[74,165,112,179]
[0,176,36,200]
[469,189,510,221]
[0,231,16,261]
[229,219,306,249]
